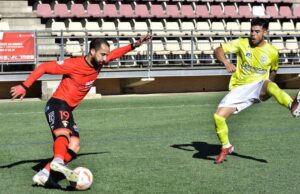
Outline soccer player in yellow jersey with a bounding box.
[213,18,300,164]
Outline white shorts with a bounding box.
[218,80,265,114]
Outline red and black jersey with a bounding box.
[23,44,133,108]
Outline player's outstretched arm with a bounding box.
[106,34,152,63]
[10,61,71,101]
[132,33,152,48]
[214,46,236,73]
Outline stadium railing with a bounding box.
[0,29,300,75]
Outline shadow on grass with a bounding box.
[0,151,109,169]
[0,151,109,191]
[171,141,268,163]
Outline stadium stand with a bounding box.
[1,0,300,97]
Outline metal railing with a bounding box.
[1,29,300,73]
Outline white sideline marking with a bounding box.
[0,104,213,116]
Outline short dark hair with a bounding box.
[251,18,269,30]
[89,38,110,50]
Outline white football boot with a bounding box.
[50,161,78,182]
[32,170,49,186]
[291,91,300,117]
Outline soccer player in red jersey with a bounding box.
[10,34,151,187]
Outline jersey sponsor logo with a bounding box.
[241,63,267,74]
[78,80,95,92]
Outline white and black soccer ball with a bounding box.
[70,167,93,190]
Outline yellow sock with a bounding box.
[267,82,292,108]
[214,114,230,146]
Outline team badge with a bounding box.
[245,52,252,58]
[62,120,69,127]
[260,56,267,64]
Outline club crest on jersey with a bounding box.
[62,120,69,127]
[245,52,252,58]
[260,56,267,64]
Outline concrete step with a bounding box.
[0,1,29,8]
[0,7,33,13]
[2,18,45,30]
[1,12,37,18]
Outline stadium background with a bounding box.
[0,0,300,99]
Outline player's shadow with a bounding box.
[171,141,268,163]
[0,151,109,190]
[0,151,109,169]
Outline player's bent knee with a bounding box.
[69,137,80,153]
[214,113,225,122]
[69,144,80,153]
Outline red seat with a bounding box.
[224,5,239,18]
[71,4,88,18]
[238,5,253,18]
[135,4,151,18]
[87,4,103,17]
[266,5,282,18]
[120,4,135,18]
[279,6,296,18]
[103,4,120,17]
[210,5,225,18]
[37,4,54,18]
[195,4,213,18]
[166,4,182,18]
[293,6,300,18]
[151,4,167,18]
[54,4,71,18]
[181,5,195,18]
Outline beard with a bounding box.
[91,57,101,70]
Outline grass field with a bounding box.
[0,91,300,194]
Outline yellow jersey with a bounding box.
[221,38,278,90]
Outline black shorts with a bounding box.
[45,98,79,139]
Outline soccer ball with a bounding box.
[70,167,93,190]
